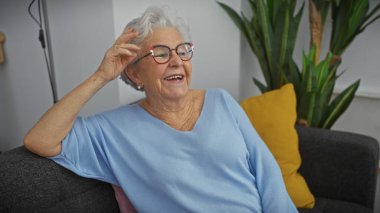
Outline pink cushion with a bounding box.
[112,184,137,213]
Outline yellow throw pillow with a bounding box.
[240,83,315,208]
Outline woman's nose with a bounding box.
[168,50,184,66]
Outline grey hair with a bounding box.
[120,5,192,91]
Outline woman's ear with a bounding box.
[125,64,142,85]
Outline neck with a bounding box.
[140,91,198,131]
[142,90,193,116]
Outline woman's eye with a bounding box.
[179,51,191,57]
[155,53,169,58]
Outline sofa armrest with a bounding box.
[296,126,379,209]
[0,146,119,212]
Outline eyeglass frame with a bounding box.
[132,42,194,65]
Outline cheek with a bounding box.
[137,62,160,80]
[138,66,165,87]
[144,73,163,87]
[185,63,192,78]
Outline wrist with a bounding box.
[92,70,112,85]
[89,71,110,88]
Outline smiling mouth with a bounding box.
[164,74,184,81]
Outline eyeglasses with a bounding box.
[133,42,194,64]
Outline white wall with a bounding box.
[112,0,242,105]
[1,0,378,159]
[0,0,118,152]
[44,0,119,116]
[0,0,242,152]
[0,0,52,152]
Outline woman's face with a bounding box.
[130,27,192,101]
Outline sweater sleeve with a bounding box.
[49,115,117,185]
[221,90,297,213]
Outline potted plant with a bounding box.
[218,0,380,128]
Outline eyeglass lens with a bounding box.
[152,43,193,64]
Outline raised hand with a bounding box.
[96,28,140,82]
[24,29,142,158]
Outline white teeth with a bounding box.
[165,74,183,80]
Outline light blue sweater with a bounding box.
[50,88,297,213]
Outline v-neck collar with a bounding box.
[135,90,209,133]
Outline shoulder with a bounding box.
[205,88,236,104]
[84,104,141,125]
[205,88,229,97]
[207,88,247,120]
[202,88,241,117]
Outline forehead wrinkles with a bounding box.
[141,27,184,50]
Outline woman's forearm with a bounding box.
[24,30,139,157]
[24,72,108,157]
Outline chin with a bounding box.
[164,86,190,100]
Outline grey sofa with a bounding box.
[0,126,378,213]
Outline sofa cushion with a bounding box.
[298,197,373,213]
[112,184,137,213]
[0,146,118,212]
[297,126,379,209]
[240,84,315,208]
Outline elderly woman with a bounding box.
[24,6,297,213]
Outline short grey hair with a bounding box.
[120,5,192,91]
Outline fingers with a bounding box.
[112,29,140,62]
[119,43,140,52]
[96,29,141,82]
[111,43,140,59]
[115,28,139,45]
[117,48,137,59]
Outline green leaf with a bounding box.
[316,52,333,90]
[362,3,380,26]
[256,0,274,81]
[253,78,268,93]
[330,0,380,56]
[286,2,304,62]
[217,2,245,33]
[287,60,301,93]
[322,80,360,128]
[306,95,316,125]
[278,5,290,68]
[241,14,259,55]
[241,14,271,87]
[361,14,380,32]
[267,0,274,23]
[347,1,368,36]
[318,80,335,126]
[248,0,257,14]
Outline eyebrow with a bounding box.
[151,42,188,49]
